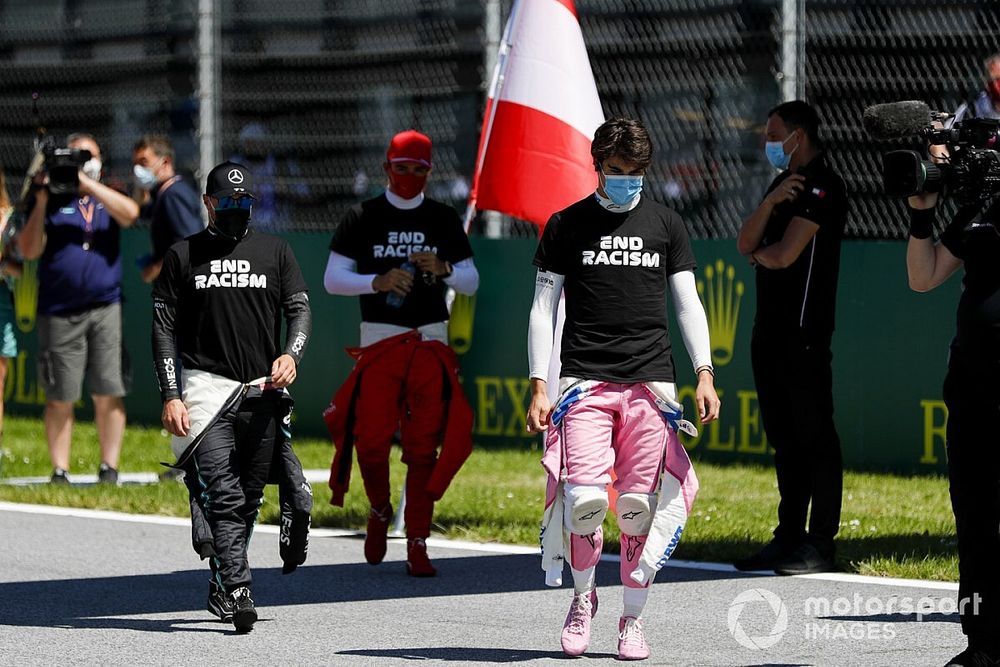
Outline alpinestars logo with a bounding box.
[582,236,660,267]
[624,535,644,562]
[194,259,267,289]
[373,231,438,259]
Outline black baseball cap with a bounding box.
[205,161,255,199]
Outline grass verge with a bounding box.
[0,416,957,581]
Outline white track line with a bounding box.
[0,501,958,591]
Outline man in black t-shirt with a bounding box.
[734,100,847,576]
[907,182,1000,667]
[526,118,719,661]
[324,130,478,577]
[152,161,311,633]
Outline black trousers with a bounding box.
[944,353,1000,645]
[751,326,843,553]
[190,396,279,591]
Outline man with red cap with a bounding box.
[323,130,479,576]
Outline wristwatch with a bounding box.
[442,261,453,278]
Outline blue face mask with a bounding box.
[765,132,798,170]
[602,172,644,206]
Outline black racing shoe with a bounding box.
[206,581,233,622]
[733,539,797,572]
[50,468,69,485]
[773,543,836,576]
[945,648,1000,667]
[230,587,257,633]
[97,463,119,485]
[159,467,185,482]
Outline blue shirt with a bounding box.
[38,195,122,315]
[142,176,204,262]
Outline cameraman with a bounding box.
[19,132,139,485]
[907,188,1000,667]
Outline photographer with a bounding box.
[907,186,1000,667]
[19,132,138,485]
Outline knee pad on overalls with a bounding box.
[616,492,656,536]
[563,483,609,535]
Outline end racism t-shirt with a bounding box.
[153,228,308,383]
[329,194,474,328]
[534,195,697,383]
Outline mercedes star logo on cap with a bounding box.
[228,169,244,184]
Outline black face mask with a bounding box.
[213,208,251,240]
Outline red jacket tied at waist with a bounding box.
[324,330,474,506]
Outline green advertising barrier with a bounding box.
[5,231,960,475]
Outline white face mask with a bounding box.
[133,164,158,190]
[82,157,102,181]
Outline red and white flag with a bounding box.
[468,0,604,228]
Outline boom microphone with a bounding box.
[862,101,933,140]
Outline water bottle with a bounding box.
[386,261,416,308]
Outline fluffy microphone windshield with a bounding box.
[862,101,933,140]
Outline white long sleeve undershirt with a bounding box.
[527,268,712,382]
[528,270,565,381]
[324,252,479,297]
[323,251,377,296]
[668,270,713,372]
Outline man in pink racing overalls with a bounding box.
[526,117,720,661]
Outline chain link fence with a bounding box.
[1,0,997,239]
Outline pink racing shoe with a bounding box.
[618,616,650,661]
[561,589,599,656]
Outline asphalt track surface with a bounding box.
[0,503,968,666]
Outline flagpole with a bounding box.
[463,0,523,233]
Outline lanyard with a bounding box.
[78,197,95,251]
[157,175,181,196]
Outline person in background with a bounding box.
[951,52,1000,125]
[734,101,847,576]
[0,171,23,441]
[132,134,204,283]
[19,132,138,485]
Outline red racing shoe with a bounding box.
[406,537,437,577]
[364,503,392,565]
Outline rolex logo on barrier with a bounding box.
[14,260,38,333]
[697,260,743,367]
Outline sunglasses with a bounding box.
[214,195,254,211]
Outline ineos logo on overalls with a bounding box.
[228,169,244,184]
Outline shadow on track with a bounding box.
[337,647,617,662]
[0,551,762,632]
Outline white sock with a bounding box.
[623,583,653,619]
[570,565,596,594]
